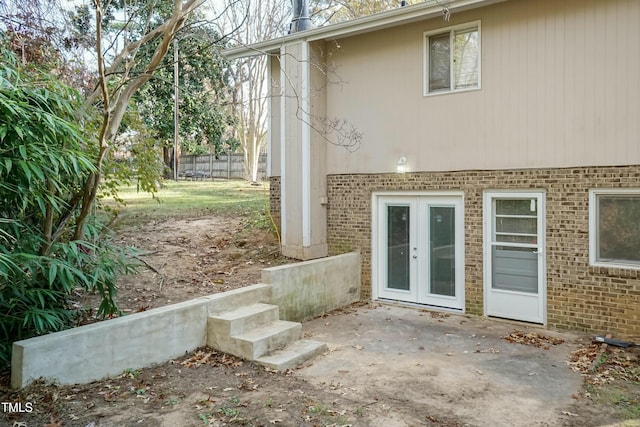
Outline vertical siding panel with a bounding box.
[502,10,513,167]
[615,0,630,163]
[605,0,620,163]
[491,13,506,167]
[525,1,537,166]
[615,0,628,164]
[551,1,567,164]
[478,21,489,167]
[540,2,551,163]
[584,2,614,162]
[477,16,489,166]
[587,0,598,163]
[503,9,516,168]
[487,10,507,167]
[578,3,592,164]
[569,3,586,165]
[563,2,577,166]
[630,0,640,162]
[515,5,528,167]
[533,4,547,167]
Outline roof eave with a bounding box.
[223,0,507,60]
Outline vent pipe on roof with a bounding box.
[290,0,311,33]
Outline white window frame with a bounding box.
[589,188,640,269]
[423,21,481,96]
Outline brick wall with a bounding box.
[323,166,640,339]
[269,176,281,235]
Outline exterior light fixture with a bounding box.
[397,156,407,174]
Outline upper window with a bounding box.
[589,189,640,268]
[424,22,480,95]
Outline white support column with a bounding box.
[279,41,327,260]
[266,56,272,178]
[301,41,311,247]
[279,50,287,241]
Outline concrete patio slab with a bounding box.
[299,303,586,427]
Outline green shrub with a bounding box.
[0,47,137,371]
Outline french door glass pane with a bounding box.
[429,33,451,92]
[387,205,410,291]
[453,29,479,89]
[430,206,455,297]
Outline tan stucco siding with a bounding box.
[321,0,640,174]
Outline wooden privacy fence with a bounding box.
[178,153,267,180]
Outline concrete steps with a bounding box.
[256,339,327,371]
[206,303,325,370]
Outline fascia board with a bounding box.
[223,0,507,60]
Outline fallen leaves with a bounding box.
[569,343,640,386]
[429,311,450,319]
[180,349,244,369]
[237,378,259,391]
[502,330,565,349]
[181,350,213,367]
[569,344,601,374]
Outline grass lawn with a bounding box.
[101,179,270,226]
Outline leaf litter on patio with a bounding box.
[502,330,565,349]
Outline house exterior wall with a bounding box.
[320,0,640,174]
[267,0,640,336]
[326,166,640,338]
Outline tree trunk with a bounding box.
[72,0,204,236]
[163,146,174,179]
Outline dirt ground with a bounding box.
[75,215,288,320]
[1,215,639,426]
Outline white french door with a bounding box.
[374,194,464,310]
[484,191,546,324]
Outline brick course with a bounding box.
[269,176,281,235]
[272,166,640,338]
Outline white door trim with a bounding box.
[483,190,547,324]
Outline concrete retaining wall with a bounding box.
[263,252,361,322]
[11,252,360,388]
